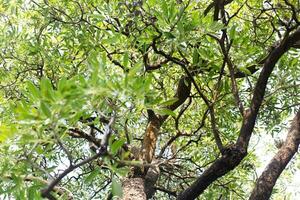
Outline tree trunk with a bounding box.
[122,178,146,200]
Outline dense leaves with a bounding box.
[0,0,299,199]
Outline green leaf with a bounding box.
[192,48,199,65]
[40,101,51,118]
[27,82,40,99]
[198,48,209,60]
[123,52,129,68]
[156,108,176,117]
[161,0,168,20]
[115,167,130,177]
[128,63,143,77]
[160,98,178,106]
[0,124,16,142]
[229,25,237,39]
[58,77,67,92]
[28,185,42,200]
[111,139,126,155]
[40,78,52,92]
[84,170,98,184]
[164,32,176,39]
[238,66,252,75]
[40,78,54,100]
[209,21,225,32]
[111,177,123,198]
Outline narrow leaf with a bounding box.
[111,177,123,198]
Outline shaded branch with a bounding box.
[41,149,106,199]
[4,174,73,199]
[209,104,224,152]
[204,0,234,18]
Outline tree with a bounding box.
[0,0,299,199]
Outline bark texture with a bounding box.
[142,119,161,164]
[249,110,300,200]
[122,178,146,200]
[124,76,191,199]
[144,165,160,199]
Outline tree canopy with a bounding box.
[0,0,299,199]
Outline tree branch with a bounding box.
[177,28,300,200]
[249,110,300,200]
[41,146,107,199]
[237,28,300,150]
[4,174,73,199]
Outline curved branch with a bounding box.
[141,76,192,165]
[41,149,107,199]
[237,28,300,149]
[177,28,300,200]
[4,174,73,199]
[249,110,300,200]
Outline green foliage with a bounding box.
[0,0,299,199]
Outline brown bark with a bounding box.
[123,76,191,199]
[122,178,146,200]
[144,166,160,199]
[142,119,161,164]
[237,29,300,150]
[142,77,191,166]
[249,110,300,200]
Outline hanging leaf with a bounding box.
[40,101,51,118]
[111,139,126,155]
[111,177,123,198]
[156,108,176,117]
[123,52,129,68]
[27,82,40,99]
[192,48,200,65]
[160,98,179,106]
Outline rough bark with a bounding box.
[122,178,147,200]
[141,76,191,166]
[144,165,160,199]
[142,118,161,164]
[249,110,300,200]
[124,76,191,199]
[237,29,300,150]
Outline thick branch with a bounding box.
[177,28,300,200]
[249,110,300,200]
[177,144,245,200]
[162,77,191,121]
[237,28,300,150]
[141,113,161,165]
[122,178,146,200]
[141,76,192,165]
[137,76,192,199]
